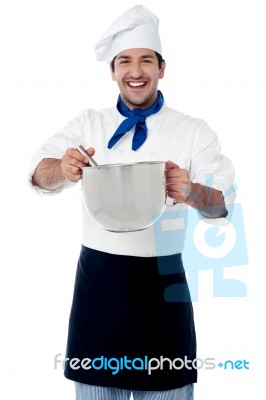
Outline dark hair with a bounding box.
[110,51,165,72]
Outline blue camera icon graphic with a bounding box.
[153,202,248,302]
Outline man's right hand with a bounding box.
[61,147,95,182]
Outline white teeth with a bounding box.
[128,82,146,87]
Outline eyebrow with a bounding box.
[116,54,156,60]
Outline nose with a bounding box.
[129,61,143,79]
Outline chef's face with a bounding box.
[110,48,165,109]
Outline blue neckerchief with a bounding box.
[107,90,164,151]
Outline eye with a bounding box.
[142,59,152,63]
[120,59,130,64]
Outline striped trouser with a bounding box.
[75,382,194,400]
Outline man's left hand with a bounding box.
[165,161,192,204]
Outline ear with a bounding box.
[110,63,116,81]
[159,61,166,79]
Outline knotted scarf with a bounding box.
[107,90,164,151]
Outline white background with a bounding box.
[0,0,265,398]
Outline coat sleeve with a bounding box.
[190,120,236,224]
[28,113,86,195]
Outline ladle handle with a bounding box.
[76,145,98,167]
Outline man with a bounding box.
[29,5,234,400]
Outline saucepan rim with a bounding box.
[82,160,165,169]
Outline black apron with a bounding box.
[64,246,197,390]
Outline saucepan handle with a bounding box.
[76,145,98,167]
[166,196,178,206]
[162,175,178,206]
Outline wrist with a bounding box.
[185,183,202,208]
[185,183,228,218]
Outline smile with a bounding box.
[127,82,147,87]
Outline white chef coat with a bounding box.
[29,103,235,257]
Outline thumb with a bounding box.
[165,160,179,170]
[86,147,95,157]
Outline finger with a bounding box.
[62,150,87,181]
[165,176,190,187]
[86,147,95,157]
[64,151,88,169]
[67,148,89,165]
[65,174,82,183]
[166,169,191,184]
[167,190,178,197]
[64,163,83,176]
[62,162,85,180]
[165,170,183,179]
[167,189,187,204]
[67,156,88,169]
[167,185,191,199]
[165,160,180,170]
[166,183,183,193]
[65,174,82,182]
[165,179,182,187]
[63,165,82,181]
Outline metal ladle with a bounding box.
[76,145,98,167]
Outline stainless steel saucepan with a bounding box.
[77,145,176,232]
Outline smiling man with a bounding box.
[111,49,165,109]
[29,5,234,400]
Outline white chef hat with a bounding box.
[94,5,162,62]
